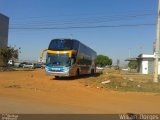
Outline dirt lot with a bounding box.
[0,69,160,114]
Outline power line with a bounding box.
[9,12,156,31]
[11,13,156,26]
[9,13,156,31]
[11,9,155,21]
[10,23,155,30]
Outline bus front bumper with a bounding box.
[45,67,70,77]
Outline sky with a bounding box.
[0,0,158,65]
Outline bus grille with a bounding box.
[49,70,63,72]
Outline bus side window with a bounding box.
[73,40,79,50]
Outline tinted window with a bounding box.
[73,40,79,50]
[48,39,74,50]
[46,53,70,67]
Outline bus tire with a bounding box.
[55,76,59,79]
[76,69,80,77]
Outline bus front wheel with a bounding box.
[55,76,59,79]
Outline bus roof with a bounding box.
[50,38,96,54]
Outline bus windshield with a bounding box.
[46,53,70,67]
[48,39,73,50]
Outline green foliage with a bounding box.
[128,61,138,69]
[0,47,19,66]
[96,54,112,67]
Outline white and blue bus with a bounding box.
[45,38,97,78]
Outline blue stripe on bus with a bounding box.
[46,66,65,71]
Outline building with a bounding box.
[0,13,9,48]
[137,54,160,74]
[126,54,160,74]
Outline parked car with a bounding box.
[23,63,34,69]
[18,62,28,68]
[14,62,21,68]
[34,63,42,68]
[41,64,46,68]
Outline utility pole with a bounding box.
[154,0,160,83]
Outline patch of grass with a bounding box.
[93,69,160,93]
[0,67,15,72]
[102,79,160,93]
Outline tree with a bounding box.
[96,55,112,67]
[0,47,19,67]
[128,61,138,69]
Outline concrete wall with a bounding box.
[138,59,160,74]
[142,61,148,74]
[0,13,9,48]
[148,60,154,74]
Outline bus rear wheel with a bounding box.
[76,69,80,77]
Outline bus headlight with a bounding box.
[64,67,69,72]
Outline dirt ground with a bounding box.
[0,69,160,114]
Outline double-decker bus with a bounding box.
[45,38,97,78]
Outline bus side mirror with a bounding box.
[71,58,74,65]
